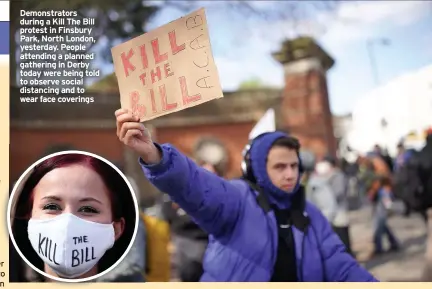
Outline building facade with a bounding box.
[11,37,337,205]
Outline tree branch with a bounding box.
[161,0,195,12]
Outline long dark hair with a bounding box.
[11,153,137,281]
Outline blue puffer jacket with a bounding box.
[139,134,377,282]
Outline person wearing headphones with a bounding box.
[115,109,377,282]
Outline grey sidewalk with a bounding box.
[349,203,428,281]
[169,202,429,281]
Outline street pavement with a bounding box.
[169,201,429,282]
[350,202,428,282]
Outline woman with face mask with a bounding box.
[9,153,137,282]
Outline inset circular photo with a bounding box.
[7,151,139,283]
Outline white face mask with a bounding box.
[27,213,115,279]
[315,162,332,175]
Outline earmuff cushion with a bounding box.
[242,132,304,183]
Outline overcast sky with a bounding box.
[102,1,432,115]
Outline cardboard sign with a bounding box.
[111,8,223,121]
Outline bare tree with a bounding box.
[10,0,159,85]
[158,0,344,53]
[11,0,344,85]
[160,0,342,36]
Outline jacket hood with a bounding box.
[249,131,302,209]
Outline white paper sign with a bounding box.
[249,108,276,140]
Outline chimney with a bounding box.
[272,36,337,159]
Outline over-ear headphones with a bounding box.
[241,139,255,183]
[241,132,272,183]
[241,133,304,183]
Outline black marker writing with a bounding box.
[196,76,213,89]
[193,55,209,68]
[38,233,60,265]
[186,15,203,30]
[189,34,206,50]
[71,247,96,267]
[72,235,88,245]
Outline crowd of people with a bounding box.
[8,109,432,282]
[303,131,432,280]
[113,109,432,282]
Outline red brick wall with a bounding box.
[281,70,336,160]
[155,122,255,178]
[10,129,123,182]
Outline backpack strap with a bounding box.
[241,178,272,213]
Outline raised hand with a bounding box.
[115,108,161,164]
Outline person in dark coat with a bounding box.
[417,129,432,281]
[162,161,222,282]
